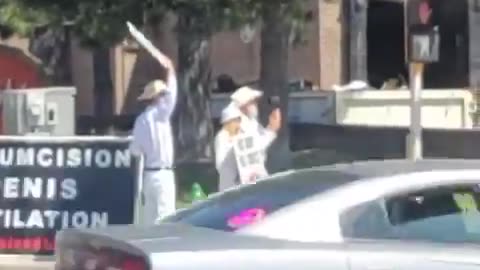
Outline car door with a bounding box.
[346,240,480,270]
[340,182,480,269]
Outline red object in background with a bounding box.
[0,49,43,89]
[0,47,44,134]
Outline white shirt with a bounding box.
[240,114,277,163]
[130,72,178,168]
[214,129,239,191]
[214,114,276,191]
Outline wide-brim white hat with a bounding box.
[138,80,167,100]
[230,86,263,107]
[221,103,242,124]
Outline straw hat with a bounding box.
[230,86,263,107]
[221,103,242,124]
[138,80,167,100]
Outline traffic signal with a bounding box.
[405,0,439,63]
[406,0,432,27]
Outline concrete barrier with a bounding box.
[335,89,475,128]
[290,123,480,162]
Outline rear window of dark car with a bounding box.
[165,170,359,232]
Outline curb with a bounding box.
[0,254,54,266]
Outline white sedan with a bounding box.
[55,159,480,270]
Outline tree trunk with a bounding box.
[29,27,73,85]
[93,47,114,134]
[173,16,214,162]
[260,4,292,173]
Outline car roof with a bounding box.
[175,159,480,223]
[262,159,480,192]
[297,158,480,179]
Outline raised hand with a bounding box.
[267,108,282,132]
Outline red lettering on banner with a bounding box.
[32,237,42,251]
[0,236,54,252]
[43,237,54,251]
[13,238,22,249]
[23,238,31,250]
[7,237,12,249]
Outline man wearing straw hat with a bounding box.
[127,22,177,225]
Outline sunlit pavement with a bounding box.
[0,255,54,270]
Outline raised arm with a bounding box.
[130,117,146,156]
[164,65,178,117]
[258,108,281,149]
[257,124,277,150]
[127,22,178,116]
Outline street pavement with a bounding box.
[0,255,54,270]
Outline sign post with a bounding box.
[408,63,424,160]
[133,155,144,225]
[405,0,439,160]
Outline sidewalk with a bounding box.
[0,255,54,270]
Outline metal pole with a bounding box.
[133,155,144,225]
[407,62,424,160]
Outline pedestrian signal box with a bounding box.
[405,0,440,63]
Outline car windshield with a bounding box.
[165,169,359,232]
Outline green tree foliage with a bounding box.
[0,0,145,47]
[0,0,311,163]
[0,0,51,37]
[1,0,310,48]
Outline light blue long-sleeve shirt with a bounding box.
[130,72,178,168]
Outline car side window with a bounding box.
[166,180,333,231]
[340,200,396,239]
[341,184,480,243]
[166,170,360,232]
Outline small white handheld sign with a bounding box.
[232,132,268,184]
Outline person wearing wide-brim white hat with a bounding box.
[230,86,281,177]
[214,103,244,191]
[128,22,178,225]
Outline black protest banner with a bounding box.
[0,138,135,255]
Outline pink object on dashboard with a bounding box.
[227,208,267,229]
